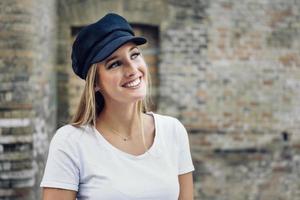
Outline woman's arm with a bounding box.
[42,188,77,200]
[178,172,194,200]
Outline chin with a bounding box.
[132,94,147,102]
[129,90,146,101]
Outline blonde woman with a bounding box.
[40,13,194,200]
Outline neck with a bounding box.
[97,101,143,137]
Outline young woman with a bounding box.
[41,13,194,200]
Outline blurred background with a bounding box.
[0,0,299,199]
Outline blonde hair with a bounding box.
[71,63,152,126]
[71,62,153,151]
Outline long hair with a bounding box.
[70,63,153,128]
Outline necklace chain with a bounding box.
[109,127,132,141]
[103,124,134,141]
[100,117,144,142]
[97,116,149,154]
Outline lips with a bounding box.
[122,77,142,88]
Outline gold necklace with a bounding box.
[106,126,132,142]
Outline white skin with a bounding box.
[96,41,149,141]
[42,42,193,200]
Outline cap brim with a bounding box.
[91,36,147,64]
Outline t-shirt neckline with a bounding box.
[93,112,159,160]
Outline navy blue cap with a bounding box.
[71,13,147,80]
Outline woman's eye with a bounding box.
[131,52,141,59]
[108,61,121,69]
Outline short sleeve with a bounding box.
[40,128,80,191]
[175,120,195,175]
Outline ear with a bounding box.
[94,86,101,92]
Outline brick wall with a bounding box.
[1,0,299,199]
[31,1,57,199]
[188,0,300,199]
[0,0,56,199]
[56,0,167,124]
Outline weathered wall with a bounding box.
[56,0,166,125]
[0,0,56,199]
[31,1,57,199]
[47,0,300,199]
[186,0,299,199]
[152,0,300,199]
[1,0,299,199]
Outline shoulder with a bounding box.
[152,112,183,128]
[53,124,84,140]
[152,113,189,149]
[151,112,187,140]
[50,124,92,148]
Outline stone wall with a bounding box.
[31,1,57,199]
[56,0,166,124]
[0,0,56,199]
[187,0,300,199]
[153,0,300,199]
[0,0,299,199]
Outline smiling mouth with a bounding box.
[122,77,142,88]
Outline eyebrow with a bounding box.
[104,46,139,66]
[104,55,117,66]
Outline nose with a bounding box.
[124,60,138,78]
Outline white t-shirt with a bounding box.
[40,113,194,200]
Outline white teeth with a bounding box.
[124,78,141,88]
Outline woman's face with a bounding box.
[96,42,148,105]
